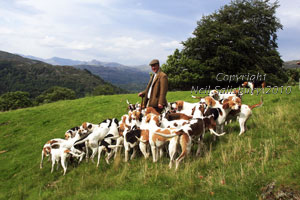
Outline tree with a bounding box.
[35,86,76,104]
[92,84,116,96]
[162,0,287,90]
[0,91,32,111]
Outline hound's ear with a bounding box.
[122,115,127,123]
[154,116,161,127]
[139,113,143,121]
[191,106,196,116]
[145,115,151,123]
[114,118,119,125]
[128,113,132,122]
[177,101,183,111]
[82,122,87,129]
[222,99,230,109]
[205,96,212,107]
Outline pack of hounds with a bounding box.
[40,88,263,175]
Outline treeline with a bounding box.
[0,59,125,98]
[0,87,75,111]
[161,0,292,90]
[0,84,128,111]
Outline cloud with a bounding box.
[161,40,182,49]
[0,0,299,64]
[276,0,300,30]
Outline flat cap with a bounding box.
[149,59,159,66]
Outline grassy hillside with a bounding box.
[0,88,300,199]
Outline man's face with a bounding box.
[151,64,159,73]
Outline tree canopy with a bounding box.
[35,86,76,104]
[162,0,288,90]
[0,91,32,111]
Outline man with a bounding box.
[138,59,168,113]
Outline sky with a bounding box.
[0,0,299,66]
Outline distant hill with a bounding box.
[0,50,125,98]
[21,54,151,72]
[74,65,150,92]
[23,55,84,66]
[21,54,152,92]
[283,60,300,69]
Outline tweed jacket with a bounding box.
[141,69,168,108]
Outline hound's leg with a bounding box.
[239,118,248,136]
[90,147,98,163]
[85,142,89,162]
[106,151,114,164]
[159,148,164,159]
[124,143,130,162]
[56,159,60,170]
[150,146,157,162]
[168,140,177,169]
[97,146,104,167]
[61,156,67,176]
[196,137,203,157]
[130,146,137,160]
[139,142,149,159]
[114,137,123,159]
[51,157,55,173]
[40,151,44,169]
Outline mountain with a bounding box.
[20,55,84,66]
[0,50,125,98]
[74,65,150,92]
[20,54,152,92]
[21,55,151,72]
[283,60,300,69]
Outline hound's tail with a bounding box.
[152,130,183,138]
[209,128,226,136]
[250,96,263,110]
[135,136,148,143]
[191,95,201,99]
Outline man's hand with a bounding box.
[138,92,144,97]
[158,104,163,109]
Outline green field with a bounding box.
[1,87,300,199]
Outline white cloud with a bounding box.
[161,40,182,49]
[0,0,299,64]
[277,1,300,30]
[0,28,14,35]
[111,36,154,49]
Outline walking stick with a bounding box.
[141,96,144,109]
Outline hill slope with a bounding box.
[0,50,125,97]
[21,54,151,92]
[0,89,299,199]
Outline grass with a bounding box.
[0,87,300,199]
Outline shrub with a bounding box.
[92,84,116,95]
[0,91,33,111]
[35,86,76,104]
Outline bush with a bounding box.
[0,91,33,111]
[92,84,116,96]
[35,86,76,104]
